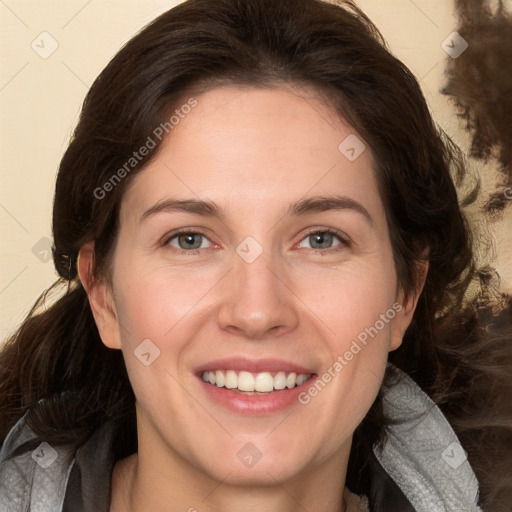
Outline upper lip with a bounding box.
[194,356,315,376]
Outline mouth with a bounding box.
[195,358,317,414]
[200,370,313,394]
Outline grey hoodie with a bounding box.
[0,365,482,512]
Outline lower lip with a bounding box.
[198,377,315,415]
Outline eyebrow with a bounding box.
[139,195,373,226]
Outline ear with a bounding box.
[389,258,429,351]
[77,241,122,349]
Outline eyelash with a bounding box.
[162,227,350,255]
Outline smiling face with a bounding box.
[82,84,419,495]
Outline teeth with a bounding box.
[238,371,255,391]
[201,370,311,392]
[274,371,287,390]
[286,372,297,388]
[255,372,274,392]
[215,370,225,388]
[225,370,238,389]
[296,374,308,386]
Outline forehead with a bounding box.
[120,84,383,225]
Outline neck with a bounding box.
[111,440,350,512]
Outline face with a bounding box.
[84,84,419,488]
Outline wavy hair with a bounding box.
[1,1,511,510]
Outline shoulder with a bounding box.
[0,413,74,510]
[0,412,118,512]
[374,364,483,512]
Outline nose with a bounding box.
[216,248,300,340]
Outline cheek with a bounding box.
[110,263,224,402]
[293,254,397,423]
[113,262,220,342]
[297,255,398,349]
[110,274,199,424]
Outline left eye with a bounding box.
[298,230,344,250]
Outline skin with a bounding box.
[78,84,426,512]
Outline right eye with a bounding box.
[163,230,215,253]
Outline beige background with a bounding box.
[1,0,511,341]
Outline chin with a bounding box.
[193,439,312,487]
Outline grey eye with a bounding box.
[299,231,342,250]
[169,233,210,250]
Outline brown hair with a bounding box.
[1,1,510,510]
[442,0,512,215]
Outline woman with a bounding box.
[0,0,511,510]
